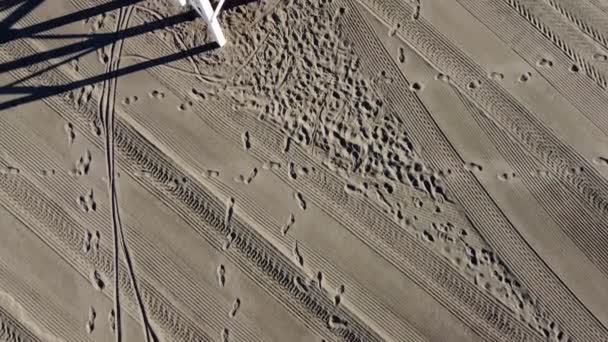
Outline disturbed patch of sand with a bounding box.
[1,0,608,341]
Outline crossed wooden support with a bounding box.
[177,0,227,46]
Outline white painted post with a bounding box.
[211,0,227,22]
[177,0,227,47]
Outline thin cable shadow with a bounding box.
[0,41,218,110]
[0,0,223,111]
[0,11,197,74]
[223,0,259,12]
[0,0,43,31]
[0,0,143,43]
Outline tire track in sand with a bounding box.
[350,0,608,340]
[96,4,156,342]
[0,104,269,342]
[0,16,384,342]
[115,2,543,341]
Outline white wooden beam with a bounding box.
[212,0,227,23]
[177,0,227,46]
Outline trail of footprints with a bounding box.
[121,96,139,105]
[120,135,371,340]
[62,119,107,337]
[82,230,100,254]
[85,306,96,334]
[292,241,304,268]
[0,166,20,175]
[215,263,240,340]
[281,213,295,236]
[69,150,92,177]
[234,167,258,184]
[242,131,252,151]
[434,55,573,91]
[89,270,105,291]
[65,122,76,144]
[463,161,591,181]
[294,192,307,210]
[229,298,241,318]
[372,155,576,340]
[178,87,211,110]
[213,7,551,334]
[108,309,116,333]
[13,0,608,340]
[77,189,96,213]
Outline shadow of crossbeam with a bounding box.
[0,41,217,111]
[0,0,222,112]
[0,0,43,31]
[0,11,200,74]
[0,0,142,43]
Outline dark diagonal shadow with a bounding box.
[0,0,231,112]
[0,0,142,43]
[223,0,258,12]
[0,0,43,31]
[0,41,217,111]
[0,11,197,74]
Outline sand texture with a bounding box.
[1,0,608,341]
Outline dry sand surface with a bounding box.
[2,0,608,341]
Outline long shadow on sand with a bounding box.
[0,0,254,111]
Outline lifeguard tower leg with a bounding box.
[212,0,227,22]
[176,0,227,46]
[193,0,227,46]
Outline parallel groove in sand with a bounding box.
[75,6,390,340]
[543,0,608,52]
[192,8,535,342]
[0,258,88,342]
[117,10,529,342]
[126,1,544,340]
[0,155,217,342]
[113,116,384,342]
[110,66,430,341]
[455,0,608,138]
[0,80,273,341]
[456,87,608,281]
[94,5,480,342]
[356,0,608,340]
[348,0,575,338]
[151,42,519,341]
[0,115,264,342]
[500,0,608,90]
[2,5,364,342]
[372,0,608,219]
[442,0,608,280]
[0,43,238,342]
[117,108,378,340]
[4,0,604,340]
[344,4,548,342]
[452,87,608,329]
[0,304,43,342]
[1,30,384,342]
